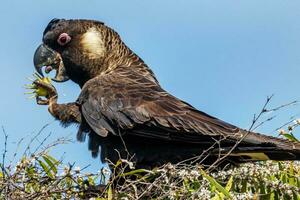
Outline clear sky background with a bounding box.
[0,0,300,172]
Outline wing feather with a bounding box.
[78,67,240,141]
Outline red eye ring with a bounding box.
[57,33,71,46]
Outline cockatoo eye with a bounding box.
[57,33,71,46]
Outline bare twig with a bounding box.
[207,95,273,171]
[1,127,8,178]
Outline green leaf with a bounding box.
[107,185,113,200]
[191,180,201,190]
[225,176,233,191]
[282,133,299,142]
[211,177,233,200]
[201,169,231,199]
[289,162,295,186]
[241,180,247,192]
[37,159,54,179]
[259,182,266,194]
[278,162,283,171]
[121,169,154,177]
[42,155,57,175]
[26,166,36,178]
[88,176,95,186]
[280,170,288,183]
[44,154,59,166]
[114,160,123,168]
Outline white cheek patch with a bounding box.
[80,27,105,59]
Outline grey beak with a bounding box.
[33,44,59,77]
[33,44,69,82]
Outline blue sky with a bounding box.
[0,0,300,172]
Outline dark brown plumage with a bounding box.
[33,19,300,168]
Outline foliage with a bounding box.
[0,154,105,199]
[105,160,300,200]
[1,152,300,199]
[0,132,108,199]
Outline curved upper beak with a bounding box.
[33,44,69,82]
[34,44,57,77]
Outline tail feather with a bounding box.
[222,130,300,162]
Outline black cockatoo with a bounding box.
[32,19,300,168]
